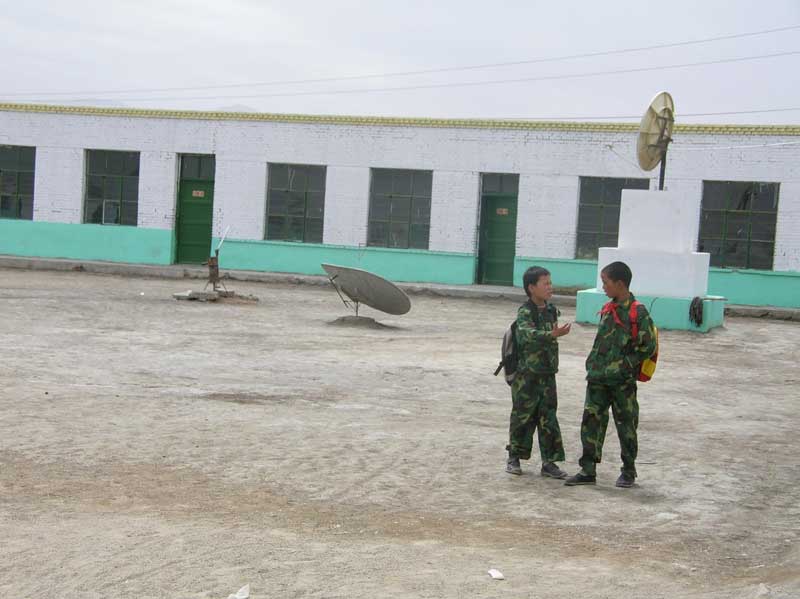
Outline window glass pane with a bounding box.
[307,167,325,192]
[482,173,500,193]
[0,195,14,218]
[390,196,411,219]
[122,177,138,202]
[87,175,104,199]
[104,178,121,200]
[702,182,729,210]
[18,196,33,219]
[19,147,35,170]
[409,224,430,249]
[124,152,140,177]
[288,166,307,191]
[306,191,324,218]
[103,201,120,225]
[729,184,753,211]
[0,146,17,170]
[85,199,103,223]
[750,212,777,242]
[601,205,620,233]
[267,215,286,240]
[699,239,724,266]
[411,197,431,224]
[599,233,618,249]
[575,232,599,260]
[268,189,289,215]
[372,169,392,194]
[287,217,305,241]
[722,239,747,268]
[748,242,774,270]
[18,172,35,195]
[181,155,199,179]
[699,211,724,238]
[752,183,779,211]
[288,191,306,216]
[305,218,323,244]
[500,174,519,195]
[389,221,409,248]
[412,172,432,197]
[121,202,137,226]
[392,171,412,195]
[199,156,215,180]
[268,164,289,190]
[106,152,124,176]
[1,173,17,195]
[370,194,389,220]
[368,221,388,246]
[725,213,749,241]
[577,204,601,233]
[88,151,105,174]
[624,178,650,191]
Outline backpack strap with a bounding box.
[629,301,641,340]
[599,301,623,326]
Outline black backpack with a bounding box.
[493,320,519,386]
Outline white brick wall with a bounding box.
[2,108,799,272]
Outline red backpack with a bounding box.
[600,300,659,382]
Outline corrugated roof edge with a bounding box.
[1,102,799,136]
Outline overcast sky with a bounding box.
[1,0,798,124]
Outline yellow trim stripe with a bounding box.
[1,102,799,136]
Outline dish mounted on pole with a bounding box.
[636,92,675,190]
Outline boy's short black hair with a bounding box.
[522,266,550,296]
[601,261,632,288]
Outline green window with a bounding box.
[575,176,650,259]
[367,168,432,249]
[266,164,325,243]
[698,181,779,270]
[0,145,36,220]
[84,150,140,226]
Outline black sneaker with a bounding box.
[506,456,522,475]
[540,462,567,479]
[564,471,596,486]
[616,472,636,488]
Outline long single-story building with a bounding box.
[1,103,798,307]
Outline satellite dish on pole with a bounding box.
[636,91,675,190]
[322,263,411,318]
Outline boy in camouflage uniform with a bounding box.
[506,266,572,478]
[565,261,657,488]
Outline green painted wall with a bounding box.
[515,257,598,289]
[214,238,476,284]
[0,220,174,264]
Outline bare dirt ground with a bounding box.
[1,268,798,599]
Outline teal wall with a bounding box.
[0,220,174,264]
[214,238,476,284]
[517,255,800,308]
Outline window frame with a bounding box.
[367,168,432,250]
[698,180,780,270]
[84,149,140,226]
[0,145,36,220]
[575,176,650,259]
[265,163,326,243]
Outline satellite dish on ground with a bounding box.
[321,263,411,317]
[636,91,675,190]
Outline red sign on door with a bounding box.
[496,208,509,216]
[192,190,205,198]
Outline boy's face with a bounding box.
[528,274,553,303]
[601,271,627,300]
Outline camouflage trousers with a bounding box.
[506,373,565,463]
[578,381,639,477]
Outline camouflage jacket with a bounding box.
[515,300,560,375]
[586,294,657,383]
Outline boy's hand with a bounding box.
[551,322,572,338]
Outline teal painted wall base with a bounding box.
[0,220,174,264]
[576,289,726,332]
[517,256,800,309]
[214,238,476,284]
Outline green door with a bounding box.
[477,173,519,285]
[176,155,215,264]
